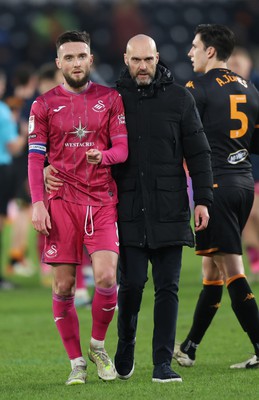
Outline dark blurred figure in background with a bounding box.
[0,70,7,99]
[111,0,149,70]
[0,69,27,289]
[37,61,63,95]
[6,64,38,277]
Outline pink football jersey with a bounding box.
[28,82,128,205]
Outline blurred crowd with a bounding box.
[1,0,259,88]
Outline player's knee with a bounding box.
[54,276,76,296]
[203,268,222,281]
[95,268,116,288]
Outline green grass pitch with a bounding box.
[1,224,259,400]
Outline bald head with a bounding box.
[124,34,159,86]
[126,34,157,55]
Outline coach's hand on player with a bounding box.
[194,205,210,232]
[44,165,63,193]
[32,201,52,236]
[86,149,102,164]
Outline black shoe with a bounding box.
[114,339,135,380]
[152,362,182,383]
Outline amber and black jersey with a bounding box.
[186,68,259,186]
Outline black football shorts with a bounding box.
[195,184,254,255]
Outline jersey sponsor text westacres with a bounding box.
[64,142,95,147]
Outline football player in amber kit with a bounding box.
[174,24,259,369]
[28,31,128,385]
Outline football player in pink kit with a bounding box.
[28,31,128,385]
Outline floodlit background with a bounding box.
[0,0,258,89]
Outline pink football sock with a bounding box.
[91,285,117,341]
[52,293,82,360]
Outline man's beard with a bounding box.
[64,71,90,89]
[135,75,153,86]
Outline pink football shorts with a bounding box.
[43,198,119,264]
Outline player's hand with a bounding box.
[44,165,63,193]
[194,205,210,232]
[32,201,52,236]
[86,149,102,164]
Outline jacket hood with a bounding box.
[116,61,174,89]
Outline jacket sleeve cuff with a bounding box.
[194,199,212,208]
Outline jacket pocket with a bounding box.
[117,178,137,221]
[156,176,190,222]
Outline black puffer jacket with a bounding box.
[113,63,213,249]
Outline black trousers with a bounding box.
[117,245,182,365]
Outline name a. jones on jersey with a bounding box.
[216,75,248,88]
